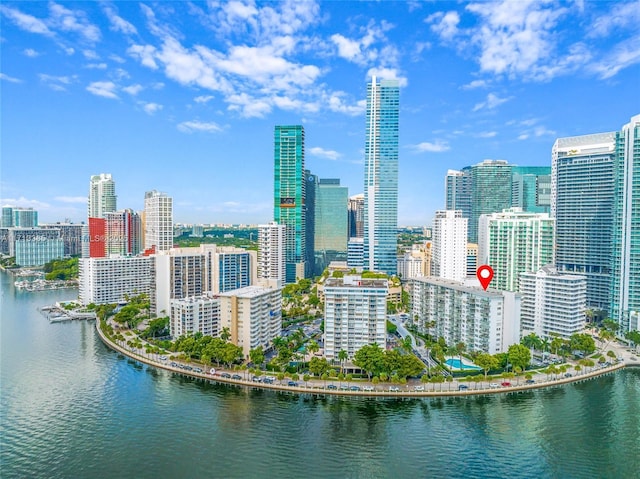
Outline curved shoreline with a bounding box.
[95,320,637,398]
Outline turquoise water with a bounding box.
[445,358,482,370]
[2,271,640,479]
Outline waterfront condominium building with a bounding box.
[219,285,283,358]
[477,208,554,292]
[88,173,117,219]
[274,125,306,283]
[552,131,616,313]
[323,275,388,360]
[363,76,399,276]
[432,210,467,282]
[445,168,472,221]
[9,228,64,267]
[79,255,154,305]
[348,193,365,238]
[314,178,348,275]
[105,209,143,257]
[469,160,514,243]
[520,265,587,340]
[40,223,84,257]
[170,295,220,338]
[611,114,640,333]
[409,276,521,354]
[257,222,286,287]
[511,166,552,214]
[10,207,39,227]
[144,190,173,252]
[154,245,257,316]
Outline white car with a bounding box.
[490,383,499,389]
[363,385,374,391]
[389,386,400,392]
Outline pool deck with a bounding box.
[95,320,638,399]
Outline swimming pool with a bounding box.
[445,358,482,370]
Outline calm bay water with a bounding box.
[1,270,639,479]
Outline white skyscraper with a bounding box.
[144,190,173,252]
[88,173,117,218]
[432,210,467,282]
[257,222,286,287]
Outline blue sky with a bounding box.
[1,1,639,226]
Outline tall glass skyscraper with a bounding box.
[511,166,551,214]
[88,173,117,218]
[469,160,513,243]
[363,76,399,276]
[552,131,616,313]
[314,179,348,275]
[445,167,472,220]
[274,125,306,283]
[611,114,640,332]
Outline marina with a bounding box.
[40,302,96,323]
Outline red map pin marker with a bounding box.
[476,265,494,291]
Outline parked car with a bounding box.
[458,384,469,391]
[232,374,242,380]
[327,384,337,390]
[525,379,535,384]
[413,386,425,392]
[349,385,361,391]
[501,381,511,387]
[193,367,203,373]
[363,385,374,391]
[564,373,573,378]
[389,386,400,392]
[251,376,262,382]
[159,356,167,361]
[489,383,499,389]
[221,372,231,378]
[287,381,298,387]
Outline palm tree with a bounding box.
[220,327,231,342]
[338,349,348,374]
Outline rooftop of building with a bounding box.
[325,275,389,289]
[218,285,278,298]
[410,276,511,298]
[554,132,615,150]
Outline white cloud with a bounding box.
[177,120,223,133]
[331,34,362,62]
[475,131,497,138]
[23,48,40,57]
[194,95,214,103]
[83,49,99,59]
[425,11,460,40]
[85,62,107,70]
[308,146,341,160]
[0,5,53,36]
[122,84,144,96]
[0,73,22,83]
[86,81,118,99]
[39,73,76,91]
[54,196,86,204]
[409,140,451,153]
[142,102,163,115]
[589,1,640,38]
[461,79,488,90]
[588,34,640,79]
[127,44,158,69]
[103,5,138,35]
[48,2,101,42]
[109,54,126,64]
[472,93,511,111]
[2,197,50,209]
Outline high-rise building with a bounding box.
[520,266,586,340]
[511,166,551,214]
[348,194,365,238]
[363,76,399,275]
[88,173,117,218]
[314,178,348,275]
[1,207,13,227]
[144,190,173,252]
[410,276,521,354]
[9,228,64,267]
[258,222,286,287]
[79,255,154,305]
[219,285,283,358]
[469,160,513,243]
[274,125,306,283]
[305,170,317,278]
[445,168,472,220]
[552,131,616,313]
[40,223,84,257]
[347,237,364,269]
[170,295,220,338]
[105,209,142,256]
[478,208,554,292]
[611,114,640,333]
[12,207,38,227]
[432,210,467,282]
[323,275,388,359]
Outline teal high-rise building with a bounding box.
[511,166,551,214]
[274,125,306,283]
[314,179,348,275]
[363,76,399,276]
[611,114,640,333]
[469,160,514,243]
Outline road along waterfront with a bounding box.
[2,272,639,479]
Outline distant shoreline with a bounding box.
[94,319,635,398]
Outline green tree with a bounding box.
[309,356,330,376]
[507,344,531,372]
[353,343,385,380]
[625,330,640,352]
[220,327,231,342]
[307,340,320,356]
[475,353,499,379]
[337,349,348,374]
[249,346,265,367]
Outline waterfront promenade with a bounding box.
[94,319,638,398]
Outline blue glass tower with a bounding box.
[363,77,399,276]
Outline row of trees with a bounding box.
[43,257,79,280]
[521,332,596,357]
[170,330,243,368]
[353,343,424,380]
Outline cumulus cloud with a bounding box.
[425,11,460,40]
[461,79,488,90]
[39,73,76,91]
[194,95,214,103]
[0,5,53,36]
[366,67,408,87]
[103,4,138,35]
[2,197,51,209]
[308,147,341,160]
[177,120,223,133]
[142,102,163,115]
[48,2,101,42]
[86,81,118,99]
[122,84,144,95]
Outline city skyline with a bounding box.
[1,1,639,225]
